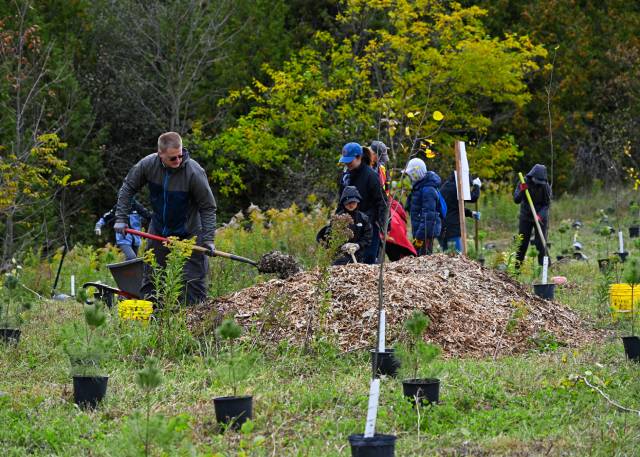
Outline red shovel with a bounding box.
[125,228,259,267]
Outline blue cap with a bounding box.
[339,142,363,163]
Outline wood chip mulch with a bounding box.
[188,254,600,358]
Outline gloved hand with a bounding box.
[413,239,424,249]
[472,211,481,221]
[94,226,102,236]
[472,177,482,188]
[113,221,128,234]
[519,182,528,192]
[341,242,359,254]
[203,242,215,256]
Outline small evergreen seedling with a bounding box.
[64,301,108,376]
[400,311,440,380]
[624,258,640,337]
[1,263,30,329]
[216,318,243,396]
[136,357,163,457]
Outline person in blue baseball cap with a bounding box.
[337,142,386,264]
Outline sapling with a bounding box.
[558,221,571,256]
[399,311,440,380]
[136,357,163,457]
[216,318,243,397]
[1,262,31,330]
[64,300,108,376]
[624,258,640,337]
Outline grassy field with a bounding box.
[2,189,640,456]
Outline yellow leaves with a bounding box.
[433,110,444,121]
[425,149,436,159]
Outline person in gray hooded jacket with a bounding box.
[114,131,217,305]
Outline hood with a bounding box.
[413,171,441,190]
[526,164,547,184]
[340,185,362,205]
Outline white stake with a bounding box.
[378,309,386,352]
[618,230,624,253]
[70,275,75,296]
[363,378,381,438]
[542,256,549,284]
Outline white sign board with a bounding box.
[454,142,471,200]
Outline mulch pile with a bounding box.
[188,254,599,358]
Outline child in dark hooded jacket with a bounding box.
[514,163,552,267]
[317,186,373,265]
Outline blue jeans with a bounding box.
[119,244,138,261]
[362,224,381,264]
[438,236,462,253]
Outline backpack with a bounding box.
[436,190,447,219]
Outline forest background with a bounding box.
[1,0,639,262]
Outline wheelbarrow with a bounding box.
[82,257,144,308]
[82,229,261,307]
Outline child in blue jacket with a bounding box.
[404,158,443,255]
[95,198,151,260]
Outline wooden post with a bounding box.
[455,141,468,256]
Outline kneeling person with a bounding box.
[330,186,373,265]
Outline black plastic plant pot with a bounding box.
[402,378,440,405]
[73,376,108,409]
[556,255,565,261]
[598,258,610,272]
[213,395,253,430]
[348,433,397,457]
[617,251,629,263]
[622,336,640,362]
[370,349,400,378]
[0,328,21,344]
[533,283,555,300]
[629,226,640,238]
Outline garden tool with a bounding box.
[125,229,259,267]
[51,244,71,300]
[125,229,301,279]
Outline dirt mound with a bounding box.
[189,254,599,357]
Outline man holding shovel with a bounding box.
[114,131,217,305]
[513,164,552,268]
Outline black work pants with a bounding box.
[516,217,547,267]
[140,237,209,306]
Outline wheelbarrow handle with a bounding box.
[125,228,259,267]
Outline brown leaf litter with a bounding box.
[188,254,600,358]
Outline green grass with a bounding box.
[2,194,640,456]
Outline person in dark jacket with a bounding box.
[338,142,386,264]
[319,186,373,265]
[514,164,552,267]
[95,198,151,260]
[114,131,217,305]
[438,172,482,252]
[404,158,443,255]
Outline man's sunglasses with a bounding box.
[168,154,184,162]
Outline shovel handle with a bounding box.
[125,228,259,267]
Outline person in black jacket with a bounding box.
[318,186,373,265]
[338,142,386,264]
[438,172,481,252]
[514,164,552,267]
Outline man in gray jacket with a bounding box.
[114,131,217,305]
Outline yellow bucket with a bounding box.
[118,299,154,323]
[609,284,640,319]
